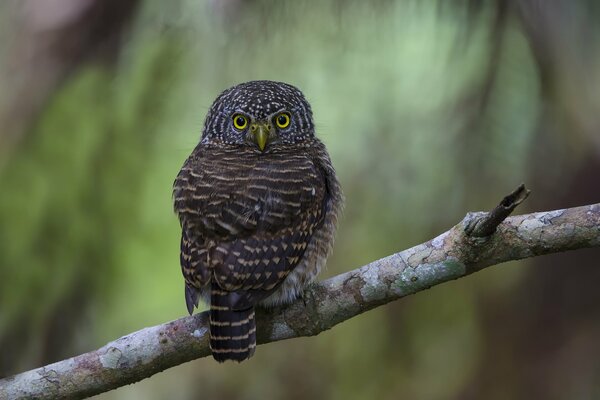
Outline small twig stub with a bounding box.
[465,183,531,237]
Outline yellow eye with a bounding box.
[232,114,248,130]
[275,113,290,129]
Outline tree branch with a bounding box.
[2,186,599,400]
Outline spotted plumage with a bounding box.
[173,80,343,362]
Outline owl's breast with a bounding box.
[175,149,326,239]
[228,153,325,233]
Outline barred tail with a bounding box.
[209,284,256,362]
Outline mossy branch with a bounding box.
[2,185,599,400]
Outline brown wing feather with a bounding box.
[211,205,323,304]
[174,145,327,310]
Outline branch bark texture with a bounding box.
[2,190,599,400]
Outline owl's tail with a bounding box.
[209,283,256,362]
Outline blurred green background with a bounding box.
[1,1,600,399]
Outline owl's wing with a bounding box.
[209,160,327,309]
[174,151,328,310]
[210,203,324,309]
[180,227,212,314]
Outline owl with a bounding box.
[173,80,343,362]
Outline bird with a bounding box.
[173,80,343,362]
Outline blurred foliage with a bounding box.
[1,1,599,399]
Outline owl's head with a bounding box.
[201,80,315,152]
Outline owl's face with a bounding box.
[201,81,315,152]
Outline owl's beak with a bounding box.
[250,122,271,151]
